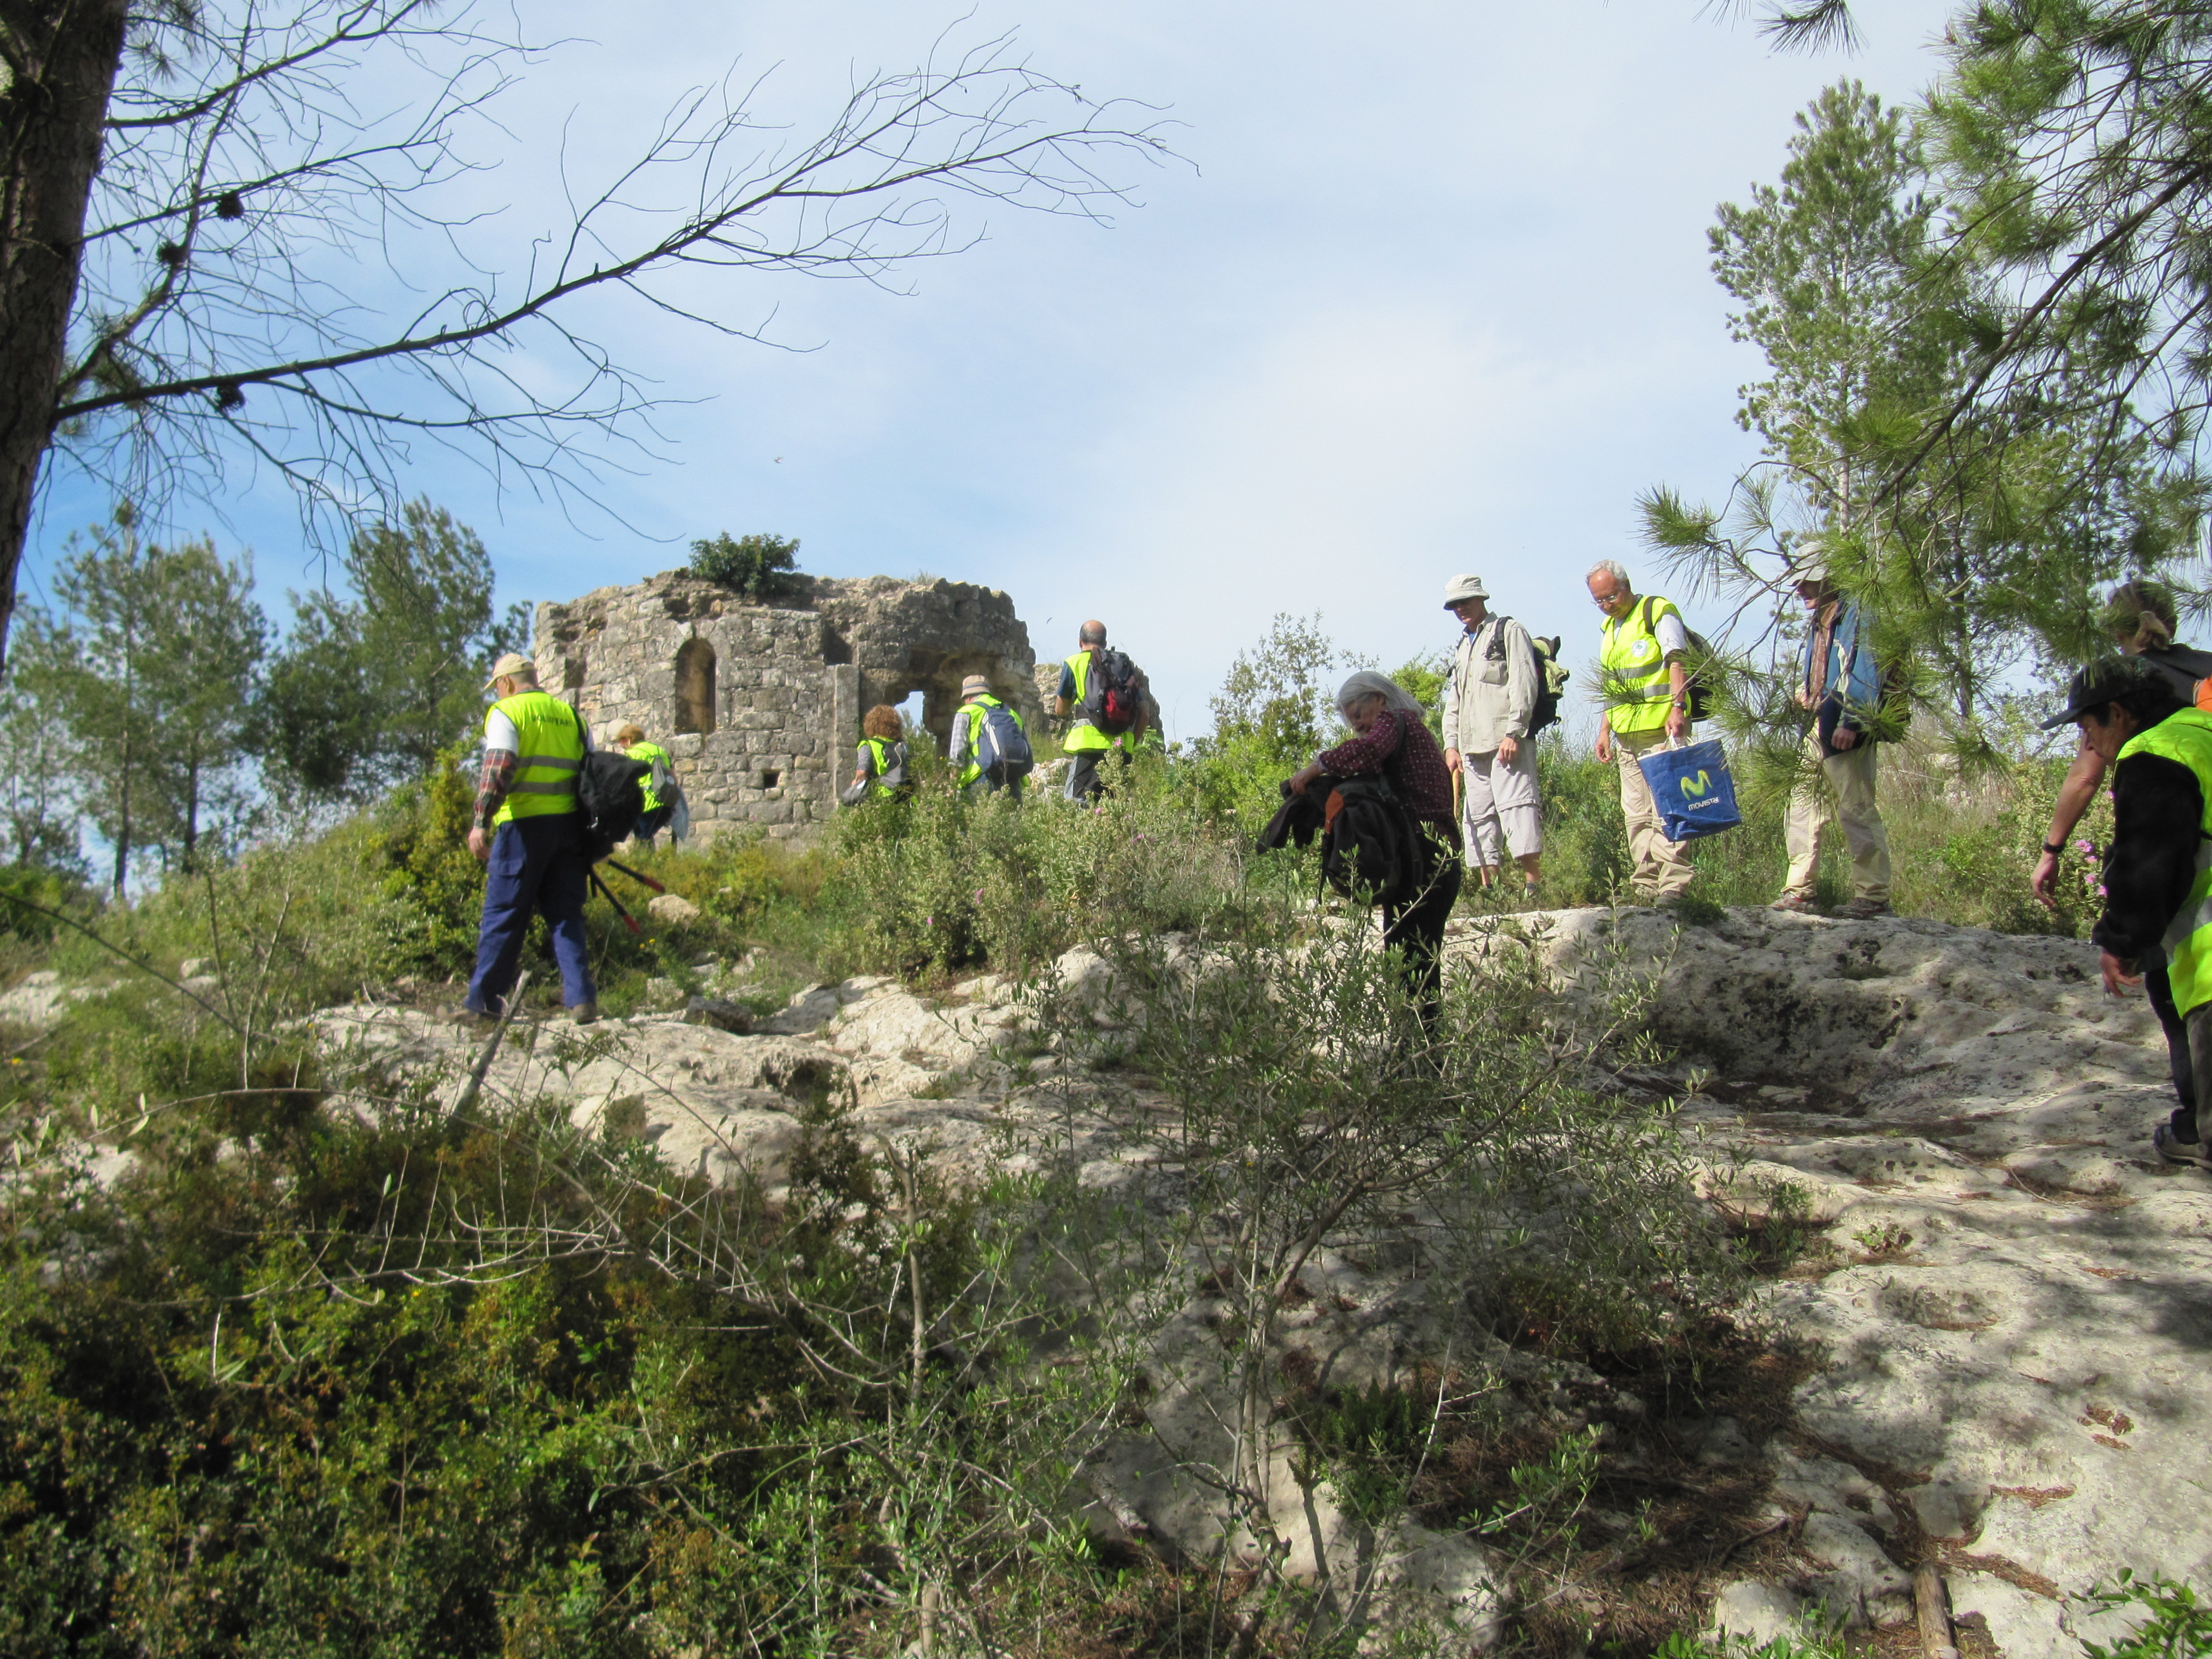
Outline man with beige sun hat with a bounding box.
[1440,573,1545,899]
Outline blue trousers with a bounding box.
[466,815,596,1013]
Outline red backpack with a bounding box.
[1083,648,1145,736]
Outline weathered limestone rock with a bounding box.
[1499,906,2212,1656]
[0,969,96,1030]
[534,570,1045,841]
[648,893,703,925]
[682,995,753,1034]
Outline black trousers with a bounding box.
[1382,837,1464,1029]
[2145,960,2212,1140]
[1065,747,1128,804]
[2147,961,2198,1132]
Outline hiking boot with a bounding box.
[571,1001,601,1027]
[1770,893,1818,914]
[447,1005,500,1031]
[2154,1121,2212,1169]
[1836,898,1893,920]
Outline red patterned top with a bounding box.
[1318,710,1462,850]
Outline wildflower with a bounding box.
[2076,839,2094,854]
[973,888,985,901]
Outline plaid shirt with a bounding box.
[1318,709,1463,850]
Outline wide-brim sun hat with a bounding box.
[1442,574,1488,608]
[960,674,991,698]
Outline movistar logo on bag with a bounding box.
[1636,738,1743,844]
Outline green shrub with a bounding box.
[1532,726,2110,933]
[820,744,1243,979]
[686,531,801,601]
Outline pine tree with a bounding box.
[260,501,528,801]
[48,513,268,891]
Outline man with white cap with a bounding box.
[949,672,1032,799]
[1772,544,1892,920]
[1439,575,1543,899]
[462,653,599,1025]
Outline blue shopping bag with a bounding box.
[1636,738,1743,843]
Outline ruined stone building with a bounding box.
[534,571,1048,839]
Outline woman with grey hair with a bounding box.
[1286,671,1464,1026]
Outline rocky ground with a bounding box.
[44,906,2206,1654]
[1542,906,2212,1659]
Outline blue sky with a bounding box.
[29,0,1951,739]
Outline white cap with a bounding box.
[1442,574,1488,607]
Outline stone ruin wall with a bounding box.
[535,571,1046,841]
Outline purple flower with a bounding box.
[973,888,985,901]
[2075,839,2094,854]
[924,915,934,926]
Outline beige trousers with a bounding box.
[1460,743,1542,867]
[1782,734,1891,902]
[1612,726,1696,901]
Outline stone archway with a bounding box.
[674,637,717,735]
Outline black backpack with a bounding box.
[1641,597,1720,722]
[1319,778,1427,908]
[1082,649,1146,737]
[576,748,651,860]
[1485,618,1572,739]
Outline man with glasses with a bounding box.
[1589,560,1695,905]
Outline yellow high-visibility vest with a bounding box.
[2119,708,2212,1014]
[489,692,583,825]
[1063,651,1131,755]
[626,740,671,812]
[1599,596,1687,735]
[957,694,1025,786]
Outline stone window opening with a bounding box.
[761,769,780,789]
[674,638,717,735]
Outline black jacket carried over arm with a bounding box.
[2092,749,2206,963]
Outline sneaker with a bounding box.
[1770,893,1817,914]
[2153,1121,2212,1169]
[571,1001,601,1027]
[1837,898,1893,920]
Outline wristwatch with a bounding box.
[2042,841,2066,855]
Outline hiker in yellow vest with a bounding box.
[463,654,598,1025]
[2058,656,2212,1168]
[2033,582,2212,1139]
[949,674,1032,799]
[1589,560,1696,905]
[844,705,911,803]
[614,723,685,846]
[1055,619,1149,804]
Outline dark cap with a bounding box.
[2039,655,2161,729]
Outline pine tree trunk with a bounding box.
[111,727,130,897]
[182,749,199,869]
[0,3,132,676]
